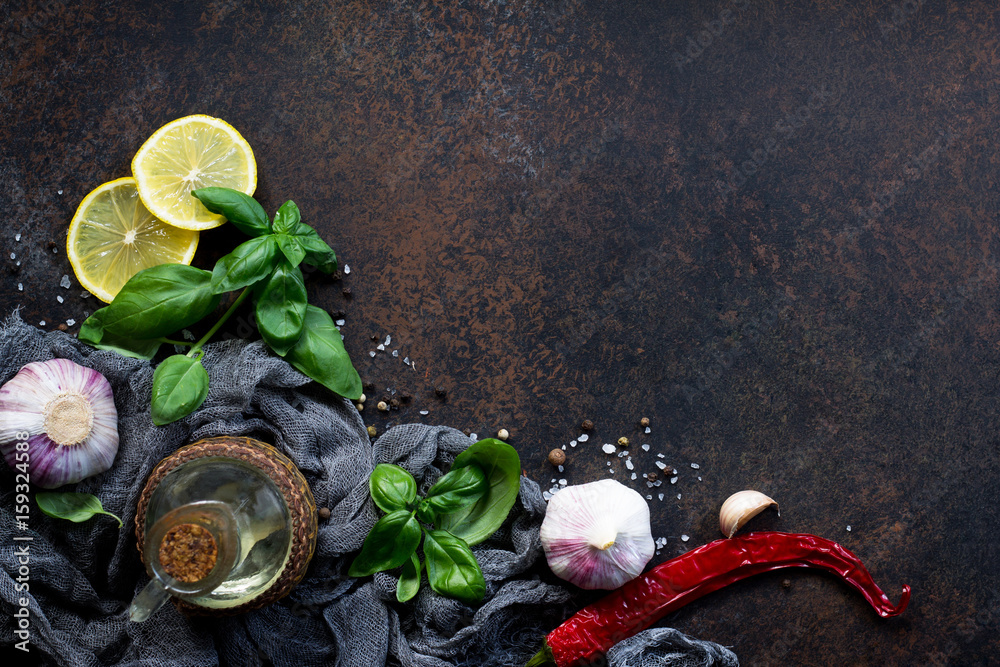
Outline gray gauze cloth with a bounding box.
[0,313,738,667]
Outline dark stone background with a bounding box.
[2,0,999,664]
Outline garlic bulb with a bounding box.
[719,490,778,538]
[540,479,654,590]
[0,359,119,489]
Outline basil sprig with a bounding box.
[79,187,360,425]
[349,440,520,604]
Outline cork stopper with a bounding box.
[158,523,218,583]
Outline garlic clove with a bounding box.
[719,490,778,538]
[0,359,119,489]
[541,479,655,590]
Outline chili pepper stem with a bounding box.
[525,646,555,667]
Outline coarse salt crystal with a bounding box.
[691,463,700,469]
[39,320,46,326]
[377,344,385,351]
[658,493,664,501]
[9,252,14,259]
[631,473,637,480]
[646,481,654,488]
[561,444,566,450]
[698,476,702,481]
[655,461,666,470]
[80,291,91,299]
[577,434,589,442]
[625,458,634,470]
[653,480,662,487]
[677,493,682,500]
[543,491,552,501]
[657,453,665,459]
[392,350,399,357]
[681,534,689,542]
[57,295,63,303]
[671,476,678,484]
[336,319,346,326]
[469,433,477,440]
[403,357,409,364]
[558,479,567,486]
[419,410,429,416]
[18,283,23,291]
[641,444,650,451]
[15,233,21,241]
[369,351,376,357]
[57,189,63,195]
[570,440,577,447]
[602,444,616,454]
[344,264,351,274]
[182,329,195,340]
[60,275,71,288]
[846,525,852,532]
[609,469,615,474]
[558,465,564,472]
[646,495,653,500]
[384,335,391,345]
[66,319,75,326]
[645,427,651,434]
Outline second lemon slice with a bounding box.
[132,114,257,231]
[67,178,199,303]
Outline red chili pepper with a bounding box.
[527,532,910,667]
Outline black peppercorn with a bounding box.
[435,386,447,398]
[342,288,352,298]
[318,507,331,521]
[581,419,594,431]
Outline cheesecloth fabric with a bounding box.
[0,313,738,667]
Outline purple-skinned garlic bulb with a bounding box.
[0,359,119,488]
[540,479,655,590]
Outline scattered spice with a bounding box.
[342,288,352,298]
[497,428,510,441]
[318,507,332,521]
[617,437,629,447]
[782,579,792,589]
[647,472,658,482]
[367,426,377,437]
[390,397,400,408]
[377,401,388,412]
[640,417,650,428]
[158,523,218,583]
[435,386,448,398]
[57,323,68,332]
[581,419,594,431]
[548,449,566,466]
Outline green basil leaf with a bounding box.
[275,233,306,268]
[434,439,521,546]
[97,264,219,339]
[78,311,161,360]
[285,305,362,400]
[423,529,485,603]
[370,464,417,513]
[255,262,307,356]
[36,492,122,528]
[272,200,301,234]
[415,499,436,525]
[191,187,270,237]
[348,509,421,577]
[150,355,210,426]
[425,465,487,515]
[292,222,338,273]
[211,235,280,294]
[397,552,422,603]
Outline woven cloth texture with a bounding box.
[0,313,738,667]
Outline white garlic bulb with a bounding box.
[540,479,655,590]
[0,359,119,488]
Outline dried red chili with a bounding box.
[527,532,910,667]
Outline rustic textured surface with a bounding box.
[2,0,999,664]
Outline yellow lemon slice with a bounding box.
[67,178,199,303]
[131,114,256,231]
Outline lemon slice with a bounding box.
[67,178,199,303]
[131,115,256,231]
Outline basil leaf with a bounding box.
[255,262,307,356]
[285,305,363,400]
[425,465,487,515]
[423,529,485,603]
[191,187,270,237]
[271,200,301,234]
[211,235,280,294]
[150,355,210,426]
[434,439,521,546]
[370,464,417,513]
[275,234,306,268]
[292,222,338,273]
[97,264,219,339]
[397,553,421,603]
[415,500,436,525]
[36,492,122,528]
[348,510,421,577]
[79,311,161,359]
